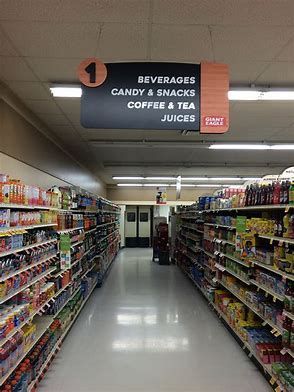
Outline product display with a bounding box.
[0,173,120,390]
[176,196,294,391]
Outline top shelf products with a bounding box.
[197,180,294,211]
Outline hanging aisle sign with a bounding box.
[78,59,229,133]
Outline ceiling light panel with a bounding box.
[117,184,143,187]
[195,184,221,187]
[50,86,82,97]
[209,144,270,150]
[145,177,176,180]
[143,184,169,187]
[113,176,144,180]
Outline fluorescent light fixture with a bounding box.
[261,91,294,100]
[271,144,294,150]
[113,176,144,180]
[228,89,294,101]
[195,184,221,187]
[242,177,262,181]
[222,185,245,188]
[209,144,270,150]
[209,144,294,150]
[143,184,169,187]
[145,177,175,180]
[182,177,208,181]
[117,184,143,187]
[209,177,243,181]
[228,90,260,101]
[50,86,82,97]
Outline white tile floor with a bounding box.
[39,248,272,392]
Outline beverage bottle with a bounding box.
[290,182,294,205]
[285,181,290,204]
[273,182,281,204]
[250,185,254,206]
[280,182,285,204]
[260,185,266,205]
[289,214,294,239]
[245,185,250,206]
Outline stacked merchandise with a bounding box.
[0,173,120,391]
[176,186,294,391]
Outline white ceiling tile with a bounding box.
[0,0,150,23]
[212,26,294,62]
[6,81,51,100]
[151,25,213,61]
[152,0,294,25]
[0,30,17,55]
[232,102,294,118]
[228,61,269,84]
[152,0,215,24]
[267,127,294,141]
[37,113,71,126]
[255,62,294,84]
[26,57,83,82]
[1,21,100,58]
[277,38,294,61]
[25,99,61,114]
[0,57,37,81]
[54,99,81,114]
[99,23,148,60]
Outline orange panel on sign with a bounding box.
[200,63,229,134]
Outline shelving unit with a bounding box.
[176,201,294,391]
[0,187,121,390]
[0,238,57,258]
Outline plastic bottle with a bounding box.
[285,181,290,204]
[290,182,294,205]
[273,182,281,204]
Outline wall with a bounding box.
[107,187,216,204]
[0,152,71,189]
[0,83,106,196]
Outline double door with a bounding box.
[125,206,152,247]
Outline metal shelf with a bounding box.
[0,315,53,386]
[222,253,251,268]
[0,252,58,282]
[0,267,56,304]
[0,223,57,234]
[204,222,236,230]
[253,260,294,281]
[203,204,293,213]
[250,279,284,301]
[216,264,251,285]
[0,238,57,258]
[0,203,60,211]
[283,310,294,321]
[57,226,84,234]
[258,234,294,245]
[217,279,283,335]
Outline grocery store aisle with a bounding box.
[39,248,271,392]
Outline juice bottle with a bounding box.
[280,182,285,204]
[290,182,294,205]
[285,181,290,204]
[273,182,281,204]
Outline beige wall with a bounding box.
[107,187,217,204]
[0,85,106,195]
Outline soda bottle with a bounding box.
[273,182,281,204]
[289,182,294,205]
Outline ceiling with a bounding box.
[1,0,294,185]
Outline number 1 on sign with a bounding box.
[85,62,96,84]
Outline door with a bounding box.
[125,205,152,247]
[138,206,151,247]
[125,206,137,247]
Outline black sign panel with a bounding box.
[81,63,200,130]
